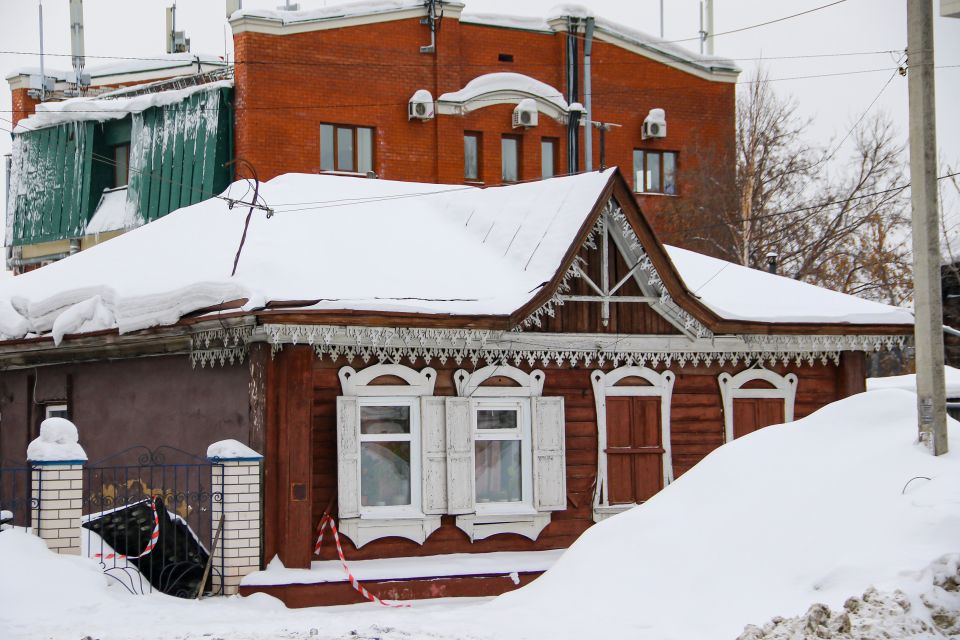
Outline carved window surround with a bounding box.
[718,368,798,443]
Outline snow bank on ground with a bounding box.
[27,417,87,462]
[208,439,262,460]
[487,389,959,639]
[868,366,960,398]
[667,245,914,324]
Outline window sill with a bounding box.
[633,192,679,198]
[456,511,551,542]
[319,170,373,178]
[338,515,442,548]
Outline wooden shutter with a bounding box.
[445,397,475,515]
[532,396,566,511]
[336,396,360,519]
[420,396,447,515]
[606,396,663,504]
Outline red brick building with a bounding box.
[230,2,739,241]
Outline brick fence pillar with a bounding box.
[28,418,87,556]
[209,440,263,596]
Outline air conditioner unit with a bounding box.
[408,89,435,121]
[512,99,539,129]
[642,108,667,140]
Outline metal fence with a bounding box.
[0,462,34,530]
[81,446,223,597]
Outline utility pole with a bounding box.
[38,1,46,102]
[907,0,948,455]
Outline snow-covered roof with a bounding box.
[14,79,233,133]
[0,171,912,344]
[667,246,914,325]
[5,53,227,83]
[85,188,138,235]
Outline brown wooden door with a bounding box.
[732,398,785,439]
[605,396,663,504]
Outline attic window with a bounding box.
[498,53,514,62]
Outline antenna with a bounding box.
[166,2,191,54]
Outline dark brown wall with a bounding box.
[306,356,844,563]
[0,356,251,467]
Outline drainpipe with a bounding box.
[583,17,595,172]
[566,17,580,174]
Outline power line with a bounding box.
[666,0,850,44]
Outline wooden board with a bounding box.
[732,398,785,439]
[605,396,663,504]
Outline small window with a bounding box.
[633,150,678,194]
[321,123,374,174]
[501,136,520,183]
[498,53,514,62]
[113,144,129,188]
[45,404,69,420]
[541,138,557,178]
[473,400,531,510]
[464,133,481,181]
[359,399,420,513]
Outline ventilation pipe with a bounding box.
[583,17,595,172]
[566,17,580,174]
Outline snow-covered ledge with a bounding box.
[208,439,263,595]
[28,418,87,556]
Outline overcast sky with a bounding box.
[1,0,959,231]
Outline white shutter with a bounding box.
[420,396,447,515]
[532,396,567,511]
[336,396,360,519]
[445,397,475,515]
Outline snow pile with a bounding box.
[86,187,138,235]
[667,245,914,324]
[868,366,960,398]
[208,439,262,460]
[27,417,87,462]
[486,389,960,639]
[15,80,233,132]
[438,72,569,112]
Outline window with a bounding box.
[501,136,520,183]
[321,123,374,174]
[113,144,129,188]
[633,150,678,194]
[359,400,420,514]
[464,133,481,181]
[45,404,69,420]
[541,138,557,178]
[718,368,797,443]
[474,400,531,511]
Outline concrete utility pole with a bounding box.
[907,0,948,455]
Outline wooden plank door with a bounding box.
[732,398,785,439]
[605,396,663,504]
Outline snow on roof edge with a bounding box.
[5,53,227,82]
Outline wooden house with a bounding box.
[0,169,912,605]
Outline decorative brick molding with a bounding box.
[31,463,84,555]
[209,441,263,595]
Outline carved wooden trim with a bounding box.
[718,367,798,443]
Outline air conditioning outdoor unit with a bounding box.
[642,108,667,140]
[512,99,539,129]
[408,89,435,121]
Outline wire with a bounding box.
[666,0,850,44]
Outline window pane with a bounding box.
[541,139,555,178]
[501,137,518,183]
[357,127,373,174]
[320,124,335,171]
[361,405,410,435]
[361,442,411,506]
[663,152,677,195]
[476,440,521,503]
[633,150,643,192]
[477,409,518,430]
[114,145,128,187]
[464,134,479,180]
[646,152,661,193]
[337,126,354,172]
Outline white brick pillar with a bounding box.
[208,440,263,596]
[28,418,87,556]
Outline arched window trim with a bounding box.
[717,367,798,443]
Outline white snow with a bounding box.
[438,72,569,112]
[207,439,262,460]
[231,0,425,24]
[459,12,553,33]
[666,245,915,325]
[26,417,87,462]
[14,79,233,133]
[243,549,563,586]
[0,171,913,344]
[5,53,226,82]
[51,294,116,345]
[86,188,138,235]
[868,366,960,398]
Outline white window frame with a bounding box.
[44,404,69,420]
[451,365,560,542]
[336,364,441,547]
[472,398,534,516]
[718,368,798,443]
[591,366,675,522]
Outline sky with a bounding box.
[1,0,959,238]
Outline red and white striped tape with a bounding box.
[314,514,411,609]
[95,499,160,561]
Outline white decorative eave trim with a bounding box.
[191,325,253,368]
[255,324,907,369]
